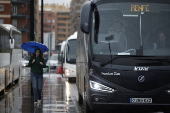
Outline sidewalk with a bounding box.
[0,73,83,113]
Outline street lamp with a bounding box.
[30,0,34,41]
[41,0,44,44]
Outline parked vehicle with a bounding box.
[77,0,170,113]
[0,24,22,94]
[21,56,30,67]
[60,32,77,83]
[46,54,58,69]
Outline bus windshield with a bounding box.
[66,39,77,64]
[92,2,170,56]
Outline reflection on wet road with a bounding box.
[21,67,30,77]
[0,70,83,113]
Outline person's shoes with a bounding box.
[34,100,38,106]
[38,100,41,104]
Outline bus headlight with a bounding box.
[65,69,74,73]
[167,89,170,93]
[90,80,115,92]
[66,69,69,73]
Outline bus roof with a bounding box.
[67,31,77,41]
[0,23,9,34]
[2,24,21,34]
[60,41,66,52]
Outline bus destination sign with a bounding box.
[131,5,149,12]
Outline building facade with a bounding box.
[39,10,56,42]
[40,4,70,45]
[11,0,30,43]
[69,0,87,35]
[0,0,39,43]
[0,0,11,24]
[56,11,70,44]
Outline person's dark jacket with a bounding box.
[28,57,46,74]
[153,42,170,49]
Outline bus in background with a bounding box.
[77,0,170,112]
[58,41,66,77]
[55,43,62,54]
[60,32,77,83]
[0,24,22,95]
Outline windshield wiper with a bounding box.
[100,57,117,67]
[100,56,128,67]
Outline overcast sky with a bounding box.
[39,0,71,7]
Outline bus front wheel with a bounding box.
[85,101,95,113]
[68,78,76,83]
[78,92,83,105]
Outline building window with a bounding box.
[0,5,4,11]
[47,19,50,23]
[12,19,17,27]
[58,34,66,37]
[58,18,67,21]
[44,25,51,29]
[49,14,51,16]
[52,20,55,23]
[20,4,25,8]
[12,6,17,15]
[57,12,69,15]
[0,19,4,24]
[57,23,66,26]
[58,29,66,32]
[45,25,51,29]
[53,26,55,29]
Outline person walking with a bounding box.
[28,48,46,105]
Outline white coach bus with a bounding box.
[0,24,22,94]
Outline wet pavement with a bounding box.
[0,68,83,113]
[21,67,30,77]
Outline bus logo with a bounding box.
[138,75,145,82]
[134,67,149,71]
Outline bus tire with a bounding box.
[78,92,83,105]
[12,69,14,85]
[85,101,94,113]
[18,68,20,82]
[68,78,75,83]
[5,70,7,90]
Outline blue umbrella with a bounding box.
[21,41,49,54]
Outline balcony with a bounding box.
[11,11,30,18]
[11,15,30,18]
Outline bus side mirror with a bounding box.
[80,1,92,34]
[9,28,14,49]
[9,39,14,49]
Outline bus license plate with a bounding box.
[130,98,152,103]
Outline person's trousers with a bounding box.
[31,72,43,101]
